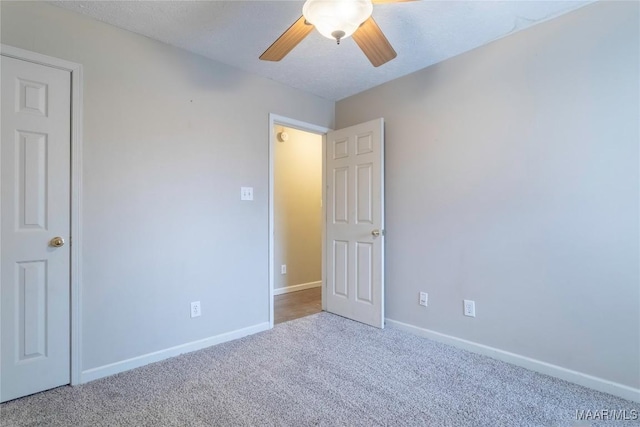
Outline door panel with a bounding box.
[333,167,349,223]
[19,261,48,360]
[18,131,48,229]
[1,55,71,402]
[356,163,373,224]
[333,240,349,297]
[326,119,384,328]
[356,242,373,303]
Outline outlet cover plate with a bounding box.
[463,300,476,317]
[191,301,201,318]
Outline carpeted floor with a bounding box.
[1,312,638,426]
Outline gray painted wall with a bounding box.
[274,127,322,291]
[2,0,638,394]
[336,1,639,388]
[1,1,334,371]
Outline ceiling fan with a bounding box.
[259,0,414,67]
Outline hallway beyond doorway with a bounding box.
[274,288,321,324]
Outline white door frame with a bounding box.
[268,114,331,328]
[0,44,83,385]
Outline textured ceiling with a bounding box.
[50,0,593,101]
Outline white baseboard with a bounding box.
[80,322,270,384]
[274,280,321,296]
[386,318,640,403]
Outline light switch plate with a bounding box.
[241,187,253,201]
[419,292,428,307]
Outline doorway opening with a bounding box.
[273,125,323,324]
[268,115,330,327]
[268,115,386,329]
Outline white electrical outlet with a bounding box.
[191,301,201,318]
[281,264,287,275]
[240,187,254,201]
[419,292,428,307]
[463,300,476,317]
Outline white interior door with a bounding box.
[326,118,384,328]
[1,55,71,402]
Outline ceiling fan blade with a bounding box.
[260,16,314,62]
[352,17,397,67]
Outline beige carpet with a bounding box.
[1,312,637,426]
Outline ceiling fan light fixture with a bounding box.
[302,0,373,43]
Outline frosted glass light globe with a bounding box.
[302,0,373,43]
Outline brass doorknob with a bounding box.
[50,237,65,248]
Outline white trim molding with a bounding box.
[81,322,270,384]
[274,281,322,296]
[386,318,640,403]
[0,44,84,386]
